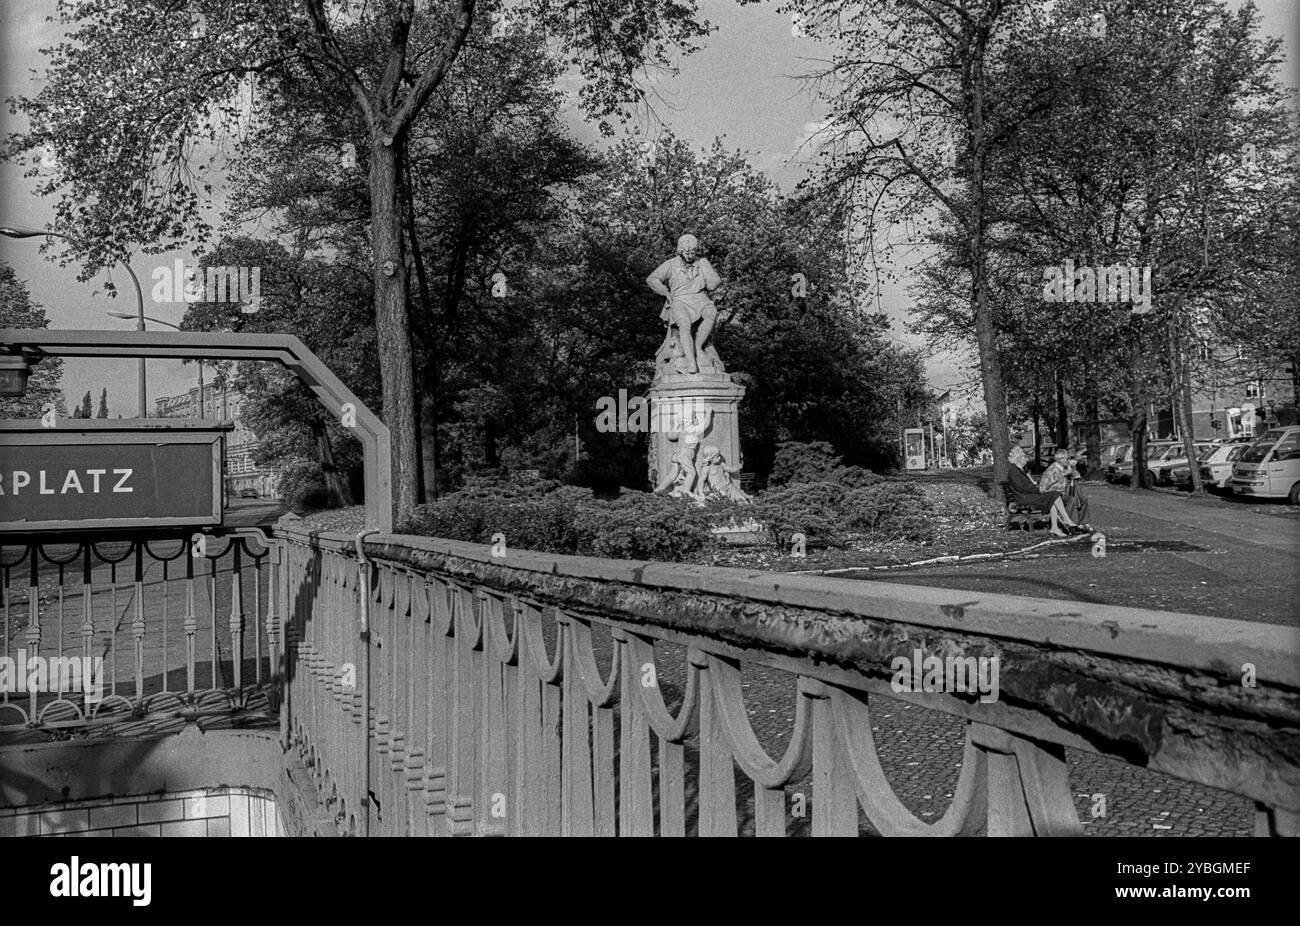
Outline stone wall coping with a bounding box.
[275,525,1299,689]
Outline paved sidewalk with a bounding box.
[1087,482,1298,552]
[854,481,1300,626]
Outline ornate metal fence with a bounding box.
[278,524,1300,837]
[0,529,279,733]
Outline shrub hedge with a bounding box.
[399,477,716,562]
[399,467,966,560]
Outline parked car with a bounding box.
[1171,443,1247,490]
[1229,426,1300,503]
[1089,443,1123,478]
[1150,441,1216,485]
[238,487,259,498]
[1104,444,1133,482]
[1107,441,1177,484]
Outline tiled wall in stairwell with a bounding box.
[0,786,286,837]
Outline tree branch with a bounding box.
[388,0,477,136]
[303,0,376,127]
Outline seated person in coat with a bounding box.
[1007,446,1089,536]
[1038,448,1090,524]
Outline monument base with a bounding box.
[648,375,746,492]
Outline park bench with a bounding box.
[1000,482,1050,531]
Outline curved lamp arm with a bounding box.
[0,227,145,318]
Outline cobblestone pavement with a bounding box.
[849,700,1251,837]
[653,639,1255,836]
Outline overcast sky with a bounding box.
[1,0,1295,415]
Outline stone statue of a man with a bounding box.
[647,233,722,376]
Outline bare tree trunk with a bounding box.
[304,0,476,523]
[370,138,419,521]
[419,364,440,500]
[404,166,440,504]
[968,22,1011,488]
[1055,374,1069,448]
[1175,340,1204,494]
[1083,381,1102,479]
[1130,403,1149,489]
[311,420,354,508]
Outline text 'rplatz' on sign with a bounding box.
[0,468,134,495]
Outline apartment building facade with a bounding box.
[155,383,282,498]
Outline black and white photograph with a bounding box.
[0,0,1296,896]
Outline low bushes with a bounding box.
[745,479,936,546]
[396,468,991,562]
[768,440,883,489]
[399,476,716,562]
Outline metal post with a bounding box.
[127,264,147,417]
[355,529,379,837]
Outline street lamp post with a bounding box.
[0,225,148,417]
[105,312,203,419]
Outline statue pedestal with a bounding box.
[648,373,746,489]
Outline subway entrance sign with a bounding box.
[0,420,230,533]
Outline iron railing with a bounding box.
[0,529,279,733]
[278,524,1300,837]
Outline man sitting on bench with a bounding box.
[1007,447,1089,537]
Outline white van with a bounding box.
[1229,427,1300,503]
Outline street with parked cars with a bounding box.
[1095,427,1300,504]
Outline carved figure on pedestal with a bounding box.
[654,322,725,380]
[647,234,724,376]
[697,445,750,502]
[653,408,713,500]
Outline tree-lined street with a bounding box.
[837,477,1300,626]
